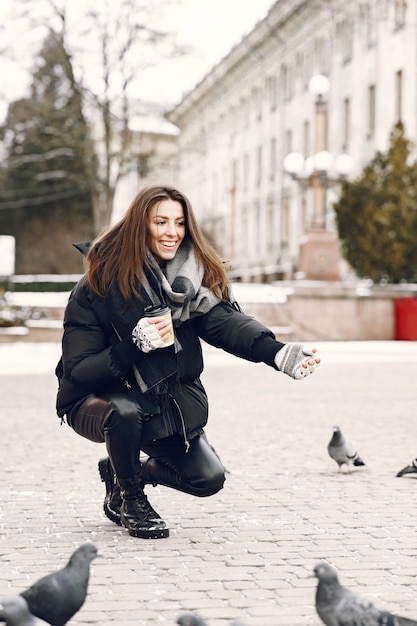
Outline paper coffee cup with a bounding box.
[144,305,174,346]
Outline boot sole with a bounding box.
[122,522,170,539]
[98,458,122,526]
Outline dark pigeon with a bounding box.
[0,596,49,626]
[396,458,417,477]
[0,543,98,626]
[314,561,417,626]
[327,426,365,472]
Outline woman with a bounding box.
[56,185,320,540]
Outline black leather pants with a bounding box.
[142,434,225,497]
[69,393,225,496]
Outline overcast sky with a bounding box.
[0,0,276,120]
[168,0,276,91]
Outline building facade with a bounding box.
[112,118,179,223]
[167,0,415,281]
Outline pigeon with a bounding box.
[0,543,98,626]
[327,426,365,472]
[0,597,50,626]
[313,561,417,626]
[396,458,417,477]
[177,614,210,626]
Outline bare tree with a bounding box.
[2,0,188,230]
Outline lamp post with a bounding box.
[284,75,354,281]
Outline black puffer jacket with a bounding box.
[56,277,284,445]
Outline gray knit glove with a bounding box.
[274,343,320,380]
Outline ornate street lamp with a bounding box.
[284,74,354,281]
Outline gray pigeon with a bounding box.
[177,614,209,626]
[327,426,365,472]
[0,597,49,626]
[314,561,417,626]
[396,458,417,477]
[0,543,98,626]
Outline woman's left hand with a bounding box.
[274,343,321,380]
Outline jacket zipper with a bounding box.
[170,395,190,453]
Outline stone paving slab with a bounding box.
[1,341,417,626]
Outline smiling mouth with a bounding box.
[160,241,177,247]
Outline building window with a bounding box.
[207,120,215,148]
[302,46,313,90]
[267,197,275,254]
[253,200,261,259]
[394,0,406,28]
[252,87,262,121]
[303,120,310,157]
[229,105,237,136]
[243,153,249,191]
[314,36,327,75]
[199,129,206,155]
[361,1,376,47]
[288,64,295,100]
[256,146,262,185]
[241,97,249,126]
[396,69,403,122]
[231,159,238,193]
[280,192,290,248]
[212,172,219,207]
[285,129,293,156]
[295,51,304,84]
[269,138,276,182]
[241,203,248,256]
[281,64,288,101]
[342,97,350,151]
[368,84,375,137]
[301,193,308,232]
[281,63,294,101]
[138,155,149,178]
[338,18,354,63]
[267,75,277,111]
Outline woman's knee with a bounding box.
[196,467,225,497]
[103,395,144,433]
[187,436,226,496]
[69,395,111,443]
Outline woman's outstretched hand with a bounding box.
[274,343,321,380]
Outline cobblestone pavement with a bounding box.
[1,340,417,626]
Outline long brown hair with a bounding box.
[85,185,231,303]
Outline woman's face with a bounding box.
[147,199,186,262]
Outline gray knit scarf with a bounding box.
[143,238,222,327]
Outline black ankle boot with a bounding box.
[118,476,169,539]
[98,457,122,526]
